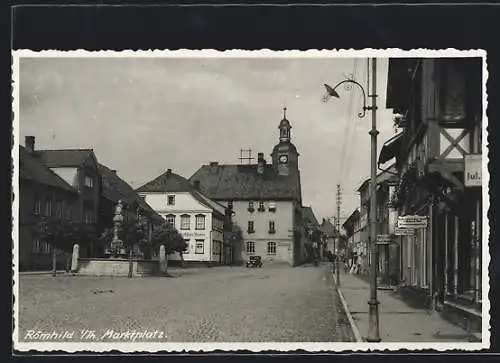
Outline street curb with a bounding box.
[333,271,363,343]
[20,271,67,276]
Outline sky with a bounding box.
[18,54,397,223]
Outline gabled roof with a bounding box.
[302,206,319,227]
[136,169,192,193]
[319,218,339,238]
[97,163,163,223]
[137,169,226,216]
[34,149,95,168]
[19,146,76,193]
[357,165,399,193]
[189,163,301,201]
[342,209,361,230]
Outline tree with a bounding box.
[34,216,82,275]
[151,223,187,273]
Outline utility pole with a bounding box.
[366,57,381,342]
[335,184,341,286]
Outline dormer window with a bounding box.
[228,201,233,210]
[167,195,175,206]
[268,201,276,212]
[84,176,94,188]
[248,201,255,212]
[258,201,265,212]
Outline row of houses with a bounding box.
[137,110,318,266]
[18,136,164,271]
[341,57,484,335]
[19,110,321,268]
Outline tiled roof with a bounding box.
[136,169,226,216]
[189,164,301,201]
[35,149,94,167]
[97,163,163,222]
[19,146,76,193]
[302,206,319,227]
[136,169,193,193]
[319,218,339,238]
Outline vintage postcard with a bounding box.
[11,49,489,353]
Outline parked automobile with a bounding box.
[246,255,263,268]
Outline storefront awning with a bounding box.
[378,132,403,165]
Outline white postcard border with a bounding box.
[11,48,490,353]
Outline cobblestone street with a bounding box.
[17,264,354,342]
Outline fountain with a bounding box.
[76,200,159,277]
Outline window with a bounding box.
[84,203,94,224]
[195,239,204,254]
[180,214,191,230]
[55,200,63,218]
[269,221,276,234]
[228,201,233,210]
[258,201,265,211]
[64,201,71,220]
[84,176,94,188]
[33,240,50,255]
[247,221,255,233]
[267,242,277,255]
[268,201,276,212]
[246,241,255,254]
[248,201,255,212]
[195,214,205,230]
[167,195,175,205]
[33,195,41,215]
[45,199,52,216]
[165,214,175,228]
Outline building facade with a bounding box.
[18,143,79,271]
[384,57,483,333]
[190,109,305,266]
[137,169,230,265]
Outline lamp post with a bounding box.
[323,58,381,342]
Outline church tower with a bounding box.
[271,107,299,176]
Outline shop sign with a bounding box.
[394,227,415,236]
[376,234,392,245]
[464,154,482,187]
[397,215,427,229]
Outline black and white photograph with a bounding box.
[12,50,489,352]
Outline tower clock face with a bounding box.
[279,154,288,164]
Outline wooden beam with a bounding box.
[438,128,469,161]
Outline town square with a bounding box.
[13,51,487,350]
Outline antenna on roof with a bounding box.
[239,148,254,165]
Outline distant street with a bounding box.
[18,264,354,342]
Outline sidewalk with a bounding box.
[336,272,481,342]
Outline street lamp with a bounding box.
[323,58,381,342]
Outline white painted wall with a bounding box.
[140,191,222,262]
[51,167,78,187]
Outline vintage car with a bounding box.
[246,255,263,268]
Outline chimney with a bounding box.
[193,180,200,190]
[111,170,117,174]
[257,152,266,174]
[25,136,35,153]
[210,161,219,166]
[167,168,172,174]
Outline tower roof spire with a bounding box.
[283,106,287,119]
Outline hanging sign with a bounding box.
[397,215,427,229]
[376,234,392,245]
[394,227,415,236]
[464,154,482,187]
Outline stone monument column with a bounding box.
[71,244,79,272]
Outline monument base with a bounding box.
[77,258,159,277]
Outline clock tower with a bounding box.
[271,107,299,176]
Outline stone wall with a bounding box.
[77,258,158,277]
